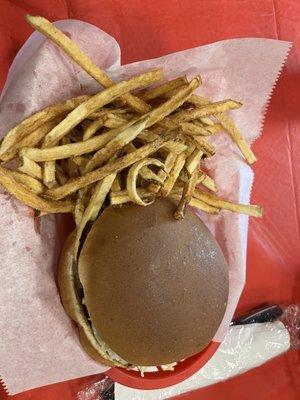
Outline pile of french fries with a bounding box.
[0,15,262,254]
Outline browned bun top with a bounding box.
[78,199,229,366]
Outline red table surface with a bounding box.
[0,1,299,399]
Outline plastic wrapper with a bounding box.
[0,19,290,395]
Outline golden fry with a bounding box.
[74,173,116,256]
[110,188,154,206]
[43,160,57,188]
[171,99,242,124]
[193,188,263,217]
[26,15,155,114]
[21,126,124,161]
[0,166,73,213]
[174,169,199,220]
[185,148,203,175]
[19,156,42,180]
[9,171,44,195]
[216,112,257,164]
[82,117,103,140]
[140,76,188,101]
[127,158,165,206]
[161,152,186,197]
[201,173,217,192]
[124,143,163,183]
[180,122,213,136]
[147,152,177,193]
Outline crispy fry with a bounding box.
[193,188,263,217]
[26,15,155,114]
[161,152,186,197]
[19,156,42,180]
[180,122,213,136]
[215,113,257,164]
[110,188,154,206]
[111,174,122,192]
[74,187,89,225]
[0,95,89,159]
[174,169,199,220]
[21,125,127,161]
[103,114,129,129]
[199,116,214,126]
[74,173,117,256]
[139,130,187,154]
[82,117,104,141]
[9,171,44,195]
[140,76,188,101]
[124,143,164,183]
[185,148,203,175]
[171,100,242,124]
[85,117,149,172]
[170,191,219,214]
[66,158,79,179]
[127,158,165,205]
[147,152,177,193]
[201,173,217,192]
[0,166,73,213]
[185,135,215,157]
[43,161,57,188]
[45,134,174,199]
[42,70,163,148]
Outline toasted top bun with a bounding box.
[78,199,229,366]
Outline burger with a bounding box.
[58,198,228,371]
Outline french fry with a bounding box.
[9,171,44,195]
[139,76,188,101]
[161,152,186,197]
[103,114,129,129]
[45,134,174,199]
[43,161,57,188]
[139,130,187,154]
[19,156,42,180]
[193,188,263,217]
[199,116,214,126]
[124,143,164,184]
[110,188,154,206]
[147,152,177,193]
[0,95,89,159]
[85,117,149,172]
[185,135,215,157]
[42,69,163,148]
[111,174,122,192]
[26,15,155,114]
[74,187,89,226]
[205,123,223,134]
[82,117,104,141]
[0,166,73,213]
[201,173,217,192]
[170,191,219,214]
[170,99,242,124]
[180,122,213,136]
[185,148,203,175]
[74,172,117,257]
[20,125,127,161]
[127,158,165,206]
[66,158,79,179]
[215,113,257,164]
[174,169,199,220]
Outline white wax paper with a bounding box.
[0,19,290,394]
